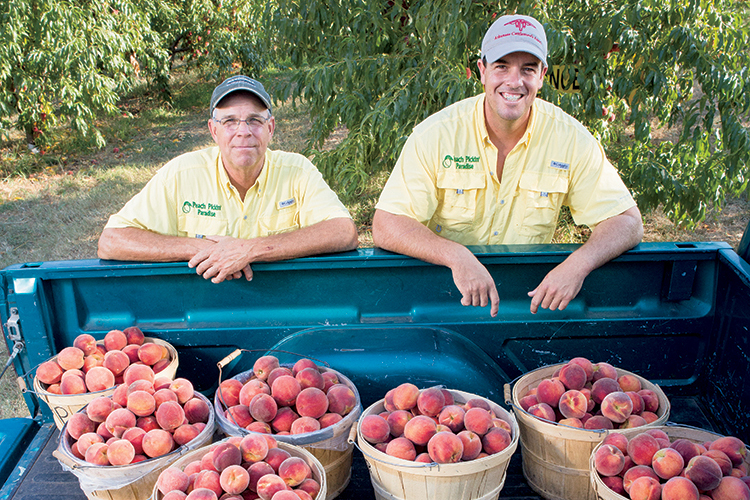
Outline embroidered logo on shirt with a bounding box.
[443,154,480,170]
[550,160,570,170]
[540,192,549,197]
[278,198,296,209]
[181,201,222,217]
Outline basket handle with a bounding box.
[503,383,511,406]
[217,349,242,370]
[52,449,79,469]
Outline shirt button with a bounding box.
[494,231,499,236]
[500,199,505,204]
[243,216,247,220]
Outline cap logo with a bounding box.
[504,19,534,32]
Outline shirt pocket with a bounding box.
[178,215,229,238]
[258,205,301,236]
[430,169,486,235]
[515,172,568,241]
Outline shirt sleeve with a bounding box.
[295,159,352,227]
[104,167,180,235]
[565,139,637,229]
[375,131,439,224]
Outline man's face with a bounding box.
[478,51,547,128]
[208,92,275,174]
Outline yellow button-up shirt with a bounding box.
[376,95,636,245]
[105,146,351,238]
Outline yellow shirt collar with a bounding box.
[476,94,536,148]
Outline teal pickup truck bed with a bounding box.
[2,229,749,499]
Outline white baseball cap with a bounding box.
[481,15,548,68]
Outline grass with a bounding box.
[1,68,748,419]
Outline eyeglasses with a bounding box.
[212,113,272,132]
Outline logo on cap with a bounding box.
[504,18,535,32]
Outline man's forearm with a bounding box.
[97,227,211,262]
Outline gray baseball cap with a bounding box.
[210,75,272,116]
[481,15,548,68]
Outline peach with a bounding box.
[158,467,190,494]
[184,397,211,424]
[121,426,145,454]
[136,415,160,432]
[464,398,491,412]
[112,384,129,407]
[709,476,750,500]
[256,473,287,500]
[481,427,512,455]
[297,479,321,499]
[60,373,87,395]
[592,362,617,381]
[173,424,201,446]
[107,438,136,465]
[709,436,748,466]
[415,452,432,463]
[519,394,539,412]
[278,456,311,487]
[603,432,629,455]
[137,342,165,366]
[457,430,482,460]
[595,444,626,476]
[194,469,223,497]
[105,407,136,438]
[433,405,462,434]
[319,412,343,429]
[491,417,512,434]
[386,409,413,437]
[123,326,145,345]
[416,387,445,417]
[536,378,566,408]
[641,411,659,424]
[292,358,318,376]
[76,432,104,456]
[212,442,242,472]
[154,377,172,392]
[567,357,595,380]
[249,393,278,423]
[558,390,587,419]
[239,433,269,463]
[403,415,437,446]
[271,406,299,433]
[152,359,171,374]
[427,431,463,463]
[291,416,320,434]
[617,374,642,392]
[558,418,583,428]
[321,371,339,392]
[703,449,733,476]
[295,367,325,391]
[464,407,492,435]
[218,379,244,408]
[185,489,218,500]
[601,476,625,496]
[527,403,556,423]
[628,476,661,500]
[226,405,253,428]
[583,415,614,430]
[82,353,105,373]
[83,366,114,393]
[271,374,301,407]
[626,391,645,415]
[685,455,722,491]
[154,400,185,431]
[591,377,621,405]
[601,391,633,423]
[142,428,174,458]
[267,367,294,388]
[651,447,684,479]
[85,442,110,465]
[265,447,292,472]
[253,355,280,381]
[37,360,64,385]
[637,389,660,413]
[127,379,155,396]
[86,396,115,423]
[326,384,357,416]
[127,390,157,417]
[671,438,701,464]
[361,414,391,444]
[73,334,98,356]
[296,387,329,419]
[104,329,127,351]
[559,363,587,390]
[57,346,85,371]
[154,388,179,408]
[391,383,420,411]
[628,432,661,466]
[169,378,194,404]
[661,476,699,500]
[219,465,250,495]
[239,379,271,407]
[385,436,417,461]
[247,460,275,491]
[122,363,155,386]
[623,465,660,493]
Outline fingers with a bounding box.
[242,265,253,281]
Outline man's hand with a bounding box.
[188,236,254,283]
[450,255,500,317]
[527,260,586,314]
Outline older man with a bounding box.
[372,15,642,316]
[98,76,358,283]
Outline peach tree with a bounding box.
[270,0,749,228]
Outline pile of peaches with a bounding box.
[216,355,358,435]
[65,374,211,466]
[359,383,513,464]
[36,327,172,395]
[593,429,749,500]
[155,435,322,500]
[519,357,662,430]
